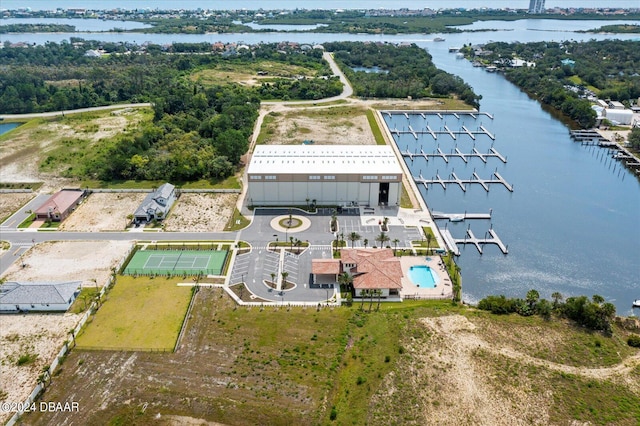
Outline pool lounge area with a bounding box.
[400,256,452,300]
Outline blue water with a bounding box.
[0,122,21,135]
[409,265,438,288]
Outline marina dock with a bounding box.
[570,129,640,172]
[391,126,497,140]
[431,210,492,221]
[440,227,508,255]
[401,147,507,164]
[415,171,514,192]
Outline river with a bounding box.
[2,19,639,314]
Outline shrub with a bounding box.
[478,295,515,315]
[330,406,338,421]
[628,334,640,348]
[356,376,366,385]
[16,353,38,366]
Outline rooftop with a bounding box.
[248,145,403,175]
[34,189,84,215]
[340,249,403,290]
[0,281,81,307]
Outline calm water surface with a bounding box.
[0,122,21,136]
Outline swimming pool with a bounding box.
[408,265,438,288]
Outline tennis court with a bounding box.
[123,249,228,276]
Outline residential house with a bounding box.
[134,183,177,222]
[0,281,81,312]
[34,189,85,222]
[311,249,403,298]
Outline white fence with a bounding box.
[5,244,134,426]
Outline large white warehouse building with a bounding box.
[247,145,404,207]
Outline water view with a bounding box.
[2,18,638,313]
[0,122,21,136]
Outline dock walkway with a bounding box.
[415,171,514,192]
[401,147,506,164]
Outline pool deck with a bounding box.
[400,256,453,299]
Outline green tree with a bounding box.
[363,238,368,249]
[348,232,361,248]
[376,232,389,249]
[551,292,563,308]
[628,127,640,150]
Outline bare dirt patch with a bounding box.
[1,240,132,288]
[0,108,147,185]
[163,193,237,232]
[0,240,133,423]
[0,313,80,424]
[260,105,377,146]
[60,192,146,232]
[0,192,34,223]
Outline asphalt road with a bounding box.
[0,103,152,120]
[0,208,422,303]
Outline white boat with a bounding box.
[633,299,640,308]
[434,37,445,42]
[449,215,464,222]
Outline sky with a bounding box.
[2,1,639,11]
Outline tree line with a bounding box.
[478,291,617,334]
[324,41,481,108]
[464,40,640,128]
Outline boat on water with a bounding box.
[450,215,464,222]
[448,47,460,52]
[434,37,445,42]
[633,299,640,308]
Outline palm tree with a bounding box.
[551,292,563,308]
[359,289,367,311]
[338,272,353,293]
[295,238,302,254]
[348,232,361,248]
[426,232,433,254]
[270,273,276,286]
[68,328,76,348]
[290,236,294,252]
[382,217,389,231]
[281,271,289,287]
[375,289,383,311]
[363,238,369,249]
[376,232,389,249]
[392,238,400,255]
[368,289,375,312]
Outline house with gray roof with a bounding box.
[0,281,81,312]
[133,183,177,223]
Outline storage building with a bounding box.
[247,145,403,207]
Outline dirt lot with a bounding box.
[0,192,35,224]
[0,313,80,424]
[60,192,146,232]
[1,240,132,287]
[259,104,377,146]
[163,193,238,232]
[0,108,147,192]
[0,240,133,424]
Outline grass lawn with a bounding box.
[76,276,192,351]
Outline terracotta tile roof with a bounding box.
[34,190,84,215]
[311,259,341,275]
[340,249,403,290]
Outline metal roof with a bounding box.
[248,145,403,175]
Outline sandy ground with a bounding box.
[60,192,146,232]
[0,313,81,423]
[0,240,133,419]
[0,108,143,190]
[260,104,378,146]
[371,314,640,425]
[163,193,238,232]
[2,240,132,287]
[0,192,34,223]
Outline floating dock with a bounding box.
[415,171,514,192]
[440,227,508,255]
[391,126,496,140]
[401,147,506,164]
[431,210,492,221]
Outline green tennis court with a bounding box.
[123,250,228,276]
